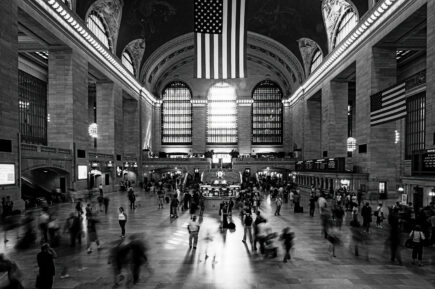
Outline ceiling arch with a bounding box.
[141,32,305,97]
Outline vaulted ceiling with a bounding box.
[76,0,368,74]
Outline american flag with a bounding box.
[194,0,246,79]
[370,82,406,127]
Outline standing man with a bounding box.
[361,202,372,233]
[36,243,57,289]
[187,215,200,249]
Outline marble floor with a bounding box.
[1,190,435,289]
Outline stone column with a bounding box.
[321,81,348,158]
[48,49,88,150]
[96,81,123,155]
[426,0,435,149]
[0,0,22,209]
[303,96,322,160]
[356,46,400,193]
[152,104,162,154]
[237,100,252,154]
[192,101,207,154]
[283,103,292,154]
[123,97,139,156]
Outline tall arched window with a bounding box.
[122,51,135,75]
[162,82,192,144]
[207,83,237,144]
[252,80,283,144]
[310,49,323,74]
[86,11,111,49]
[333,9,357,49]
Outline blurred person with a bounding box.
[118,207,127,238]
[361,202,372,233]
[36,243,57,289]
[85,203,92,218]
[242,212,253,245]
[39,208,50,244]
[75,201,83,216]
[157,189,165,209]
[274,196,283,216]
[187,215,200,249]
[170,196,179,218]
[128,188,136,210]
[47,215,60,247]
[64,213,82,248]
[0,254,24,289]
[108,240,130,288]
[126,234,151,285]
[350,223,369,260]
[409,225,425,266]
[103,196,110,214]
[375,203,384,228]
[253,211,266,252]
[280,227,294,262]
[86,215,101,254]
[388,210,402,265]
[309,193,316,217]
[334,205,345,230]
[257,220,272,255]
[199,196,205,217]
[327,226,341,258]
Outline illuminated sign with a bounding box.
[0,164,15,185]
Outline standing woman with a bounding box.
[118,207,127,238]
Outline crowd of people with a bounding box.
[1,173,435,289]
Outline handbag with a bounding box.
[405,231,415,248]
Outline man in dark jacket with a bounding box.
[361,202,372,233]
[36,243,57,289]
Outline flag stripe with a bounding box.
[222,0,228,79]
[230,0,236,78]
[239,0,246,78]
[371,111,407,126]
[194,0,245,79]
[370,82,407,126]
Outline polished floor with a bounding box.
[1,190,435,289]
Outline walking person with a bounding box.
[86,215,101,254]
[157,190,165,209]
[242,213,253,246]
[170,196,179,218]
[128,188,136,210]
[275,196,282,216]
[39,208,50,244]
[103,196,110,214]
[375,203,384,228]
[361,202,372,233]
[388,210,402,265]
[309,193,316,217]
[36,243,57,289]
[409,225,425,266]
[280,227,294,262]
[118,207,127,238]
[187,215,200,249]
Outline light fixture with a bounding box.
[394,130,400,144]
[347,137,357,152]
[88,123,98,138]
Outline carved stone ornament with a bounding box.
[86,0,124,53]
[124,39,146,78]
[297,38,322,76]
[322,0,354,51]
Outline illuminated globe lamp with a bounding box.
[88,123,98,138]
[347,137,357,152]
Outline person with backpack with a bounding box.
[409,225,425,266]
[375,203,384,228]
[118,207,127,238]
[242,213,253,245]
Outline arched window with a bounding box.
[207,83,237,144]
[122,51,135,75]
[252,80,283,144]
[162,82,192,144]
[86,11,111,49]
[310,49,323,74]
[333,9,357,49]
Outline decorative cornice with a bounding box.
[35,0,158,105]
[288,0,405,107]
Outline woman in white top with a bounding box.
[409,225,425,266]
[118,207,127,238]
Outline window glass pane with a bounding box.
[87,13,111,49]
[405,92,425,159]
[310,50,323,74]
[252,80,283,144]
[162,82,192,144]
[18,70,47,145]
[122,51,135,75]
[334,10,357,48]
[207,83,238,144]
